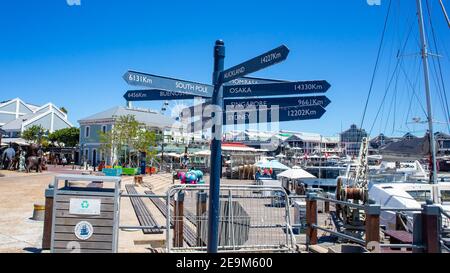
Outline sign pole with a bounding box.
[207,40,225,253]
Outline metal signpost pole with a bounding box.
[207,40,225,253]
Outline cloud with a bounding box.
[66,0,81,6]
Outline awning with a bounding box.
[1,138,30,146]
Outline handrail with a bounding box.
[314,196,365,210]
[121,193,167,198]
[380,207,423,212]
[441,208,450,221]
[312,224,366,245]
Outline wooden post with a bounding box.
[324,201,330,213]
[41,187,54,250]
[413,212,424,253]
[422,205,441,253]
[173,191,185,247]
[365,205,381,251]
[306,193,318,245]
[196,191,207,246]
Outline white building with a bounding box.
[0,98,73,139]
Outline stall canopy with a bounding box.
[255,160,290,170]
[0,137,30,146]
[194,150,211,156]
[277,166,316,180]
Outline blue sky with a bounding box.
[0,0,449,137]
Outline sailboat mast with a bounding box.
[416,0,439,192]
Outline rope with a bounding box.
[360,0,393,130]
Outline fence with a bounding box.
[118,184,296,253]
[166,184,296,253]
[304,193,450,253]
[119,185,450,253]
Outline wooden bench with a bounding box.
[145,191,198,247]
[125,185,163,234]
[383,230,413,252]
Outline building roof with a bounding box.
[1,103,72,133]
[78,106,178,129]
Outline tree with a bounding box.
[99,115,158,166]
[21,125,48,145]
[59,107,68,114]
[48,127,80,147]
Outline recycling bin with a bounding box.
[50,174,121,253]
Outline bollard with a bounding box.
[32,203,45,221]
[422,205,441,253]
[41,185,54,250]
[365,205,381,251]
[306,193,318,245]
[173,191,185,248]
[196,191,207,246]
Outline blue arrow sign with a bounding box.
[224,96,331,110]
[124,90,199,101]
[223,80,331,98]
[224,76,289,86]
[185,105,327,132]
[220,45,290,84]
[123,71,214,98]
[225,105,327,124]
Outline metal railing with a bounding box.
[304,193,434,252]
[165,184,296,253]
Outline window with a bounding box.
[406,190,432,202]
[102,125,107,134]
[85,126,90,138]
[441,190,450,202]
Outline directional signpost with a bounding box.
[122,42,332,253]
[123,71,214,98]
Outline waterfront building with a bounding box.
[78,106,180,165]
[224,129,340,156]
[340,124,368,156]
[0,98,72,141]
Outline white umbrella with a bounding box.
[277,166,316,179]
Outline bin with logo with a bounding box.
[50,174,121,253]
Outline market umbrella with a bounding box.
[255,160,290,170]
[277,166,316,179]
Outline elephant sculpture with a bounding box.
[25,144,45,173]
[1,147,16,170]
[26,156,43,173]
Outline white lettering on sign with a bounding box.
[287,108,317,117]
[229,101,268,107]
[294,83,323,91]
[128,92,147,99]
[129,74,152,84]
[160,91,189,97]
[261,52,282,64]
[69,199,101,215]
[175,82,208,94]
[224,67,246,79]
[297,99,322,106]
[228,87,252,94]
[229,79,260,85]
